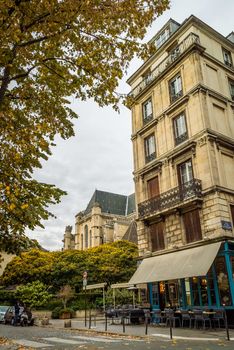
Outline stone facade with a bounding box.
[127,15,234,256]
[62,190,136,251]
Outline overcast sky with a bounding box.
[27,0,234,251]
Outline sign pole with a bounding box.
[83,271,88,327]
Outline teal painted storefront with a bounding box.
[148,241,234,324]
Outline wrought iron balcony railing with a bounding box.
[138,178,202,219]
[129,33,200,99]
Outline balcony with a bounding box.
[138,178,202,219]
[129,33,200,99]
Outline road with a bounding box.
[0,324,233,349]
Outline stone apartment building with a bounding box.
[127,16,234,322]
[63,190,136,250]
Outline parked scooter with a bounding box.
[19,308,34,326]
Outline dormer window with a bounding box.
[222,48,233,67]
[155,27,170,48]
[142,98,153,125]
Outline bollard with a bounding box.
[88,309,91,329]
[105,312,107,331]
[145,314,148,335]
[223,306,230,341]
[64,320,71,328]
[169,309,173,339]
[122,316,125,333]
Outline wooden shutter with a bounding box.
[150,221,165,252]
[183,209,202,243]
[230,205,234,226]
[147,176,160,199]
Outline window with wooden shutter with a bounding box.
[183,209,202,243]
[230,205,234,227]
[150,221,165,252]
[147,176,160,199]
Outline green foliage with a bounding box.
[0,289,15,305]
[51,306,63,319]
[1,241,138,291]
[0,0,169,250]
[15,280,53,308]
[44,298,63,311]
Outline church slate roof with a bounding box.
[84,190,135,216]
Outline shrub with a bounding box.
[51,306,63,319]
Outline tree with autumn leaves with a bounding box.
[0,0,169,251]
[0,241,138,290]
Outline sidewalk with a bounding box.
[47,317,234,342]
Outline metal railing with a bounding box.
[129,33,200,99]
[138,178,202,219]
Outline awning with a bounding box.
[84,283,107,290]
[129,242,221,284]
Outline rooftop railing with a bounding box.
[129,33,200,99]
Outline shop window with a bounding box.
[149,221,165,252]
[215,256,231,306]
[152,283,160,306]
[144,133,156,163]
[191,277,200,306]
[200,277,209,306]
[207,269,217,306]
[169,74,183,103]
[222,48,233,67]
[229,80,234,101]
[183,209,202,244]
[230,256,234,282]
[173,112,188,145]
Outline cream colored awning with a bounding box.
[84,283,107,290]
[129,242,221,285]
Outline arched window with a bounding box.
[89,230,92,248]
[84,225,88,249]
[80,234,83,250]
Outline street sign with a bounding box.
[83,279,87,287]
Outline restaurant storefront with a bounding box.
[129,241,234,325]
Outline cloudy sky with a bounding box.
[28,0,234,251]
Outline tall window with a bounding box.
[183,209,202,243]
[173,112,188,145]
[222,48,233,67]
[178,159,193,186]
[142,98,153,124]
[229,80,234,101]
[89,230,92,248]
[169,74,183,102]
[150,221,165,252]
[144,134,156,163]
[84,225,88,248]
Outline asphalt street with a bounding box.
[0,324,234,350]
